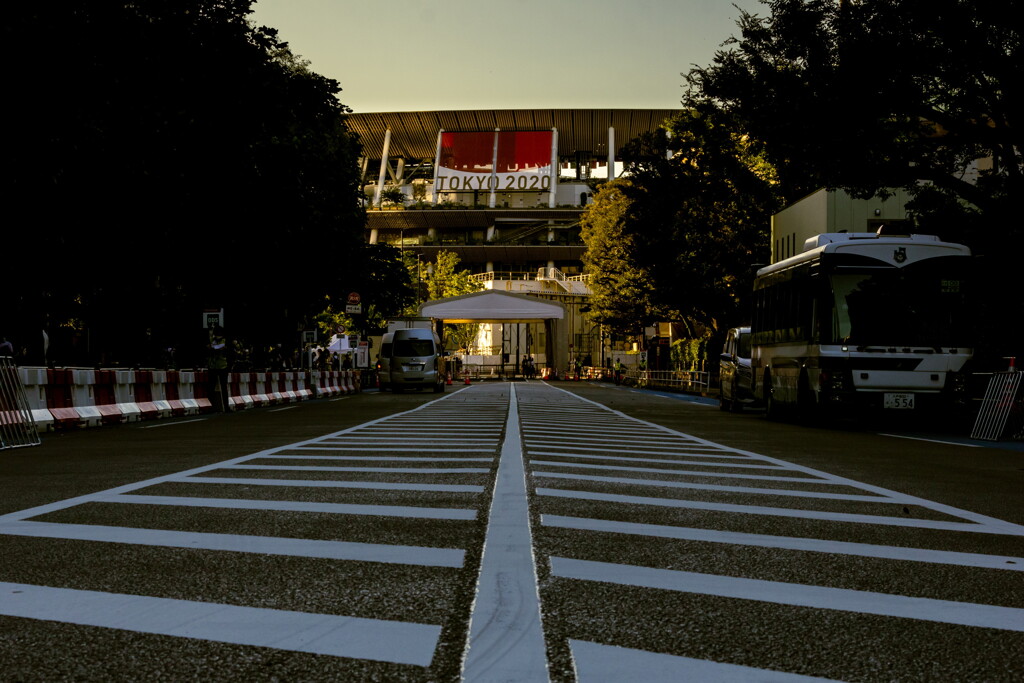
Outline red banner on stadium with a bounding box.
[436,131,553,192]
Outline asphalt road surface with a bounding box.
[1,381,1021,681]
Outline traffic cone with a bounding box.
[446,372,452,386]
[464,371,471,385]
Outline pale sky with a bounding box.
[249,0,764,113]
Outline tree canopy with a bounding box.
[419,251,485,303]
[684,0,1023,249]
[581,109,780,337]
[682,0,1023,362]
[4,1,371,367]
[408,251,483,352]
[583,1,1022,363]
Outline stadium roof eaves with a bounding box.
[347,108,679,160]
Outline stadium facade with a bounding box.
[347,109,675,374]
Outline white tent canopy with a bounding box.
[419,291,568,373]
[326,334,351,353]
[419,290,565,323]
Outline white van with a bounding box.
[388,328,447,393]
[376,332,393,390]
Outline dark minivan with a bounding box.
[719,326,757,412]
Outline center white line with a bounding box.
[462,384,549,682]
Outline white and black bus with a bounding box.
[751,231,972,419]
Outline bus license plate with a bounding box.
[884,393,915,409]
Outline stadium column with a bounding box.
[489,128,499,209]
[373,127,391,208]
[608,126,616,180]
[549,127,558,208]
[432,129,444,205]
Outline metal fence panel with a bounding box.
[0,357,41,450]
[970,372,1023,441]
[630,370,710,392]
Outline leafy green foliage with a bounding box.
[580,180,662,331]
[407,251,483,352]
[380,187,407,206]
[581,109,779,336]
[418,252,484,303]
[670,337,711,370]
[313,298,355,341]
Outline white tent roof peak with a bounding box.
[419,290,566,323]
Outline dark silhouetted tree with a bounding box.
[4,1,366,366]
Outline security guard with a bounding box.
[208,326,229,411]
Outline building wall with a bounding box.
[771,189,828,263]
[770,188,911,263]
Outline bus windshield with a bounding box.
[828,259,969,347]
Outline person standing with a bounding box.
[207,326,229,412]
[614,358,624,385]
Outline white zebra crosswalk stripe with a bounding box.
[517,382,1024,679]
[0,581,442,665]
[550,557,1024,632]
[542,514,1024,570]
[570,640,842,682]
[0,385,510,668]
